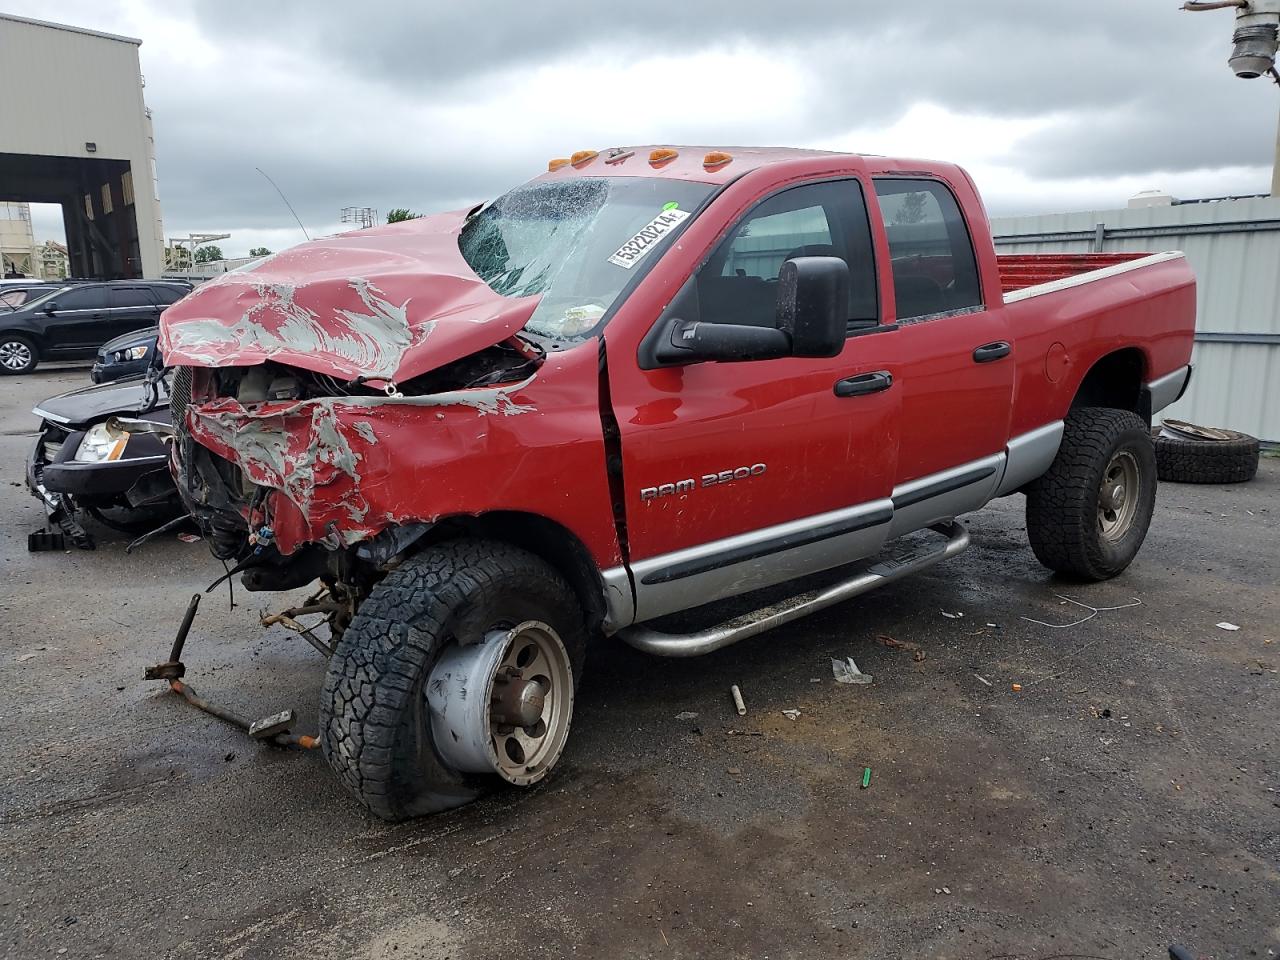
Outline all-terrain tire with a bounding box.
[0,333,39,375]
[1153,428,1259,484]
[1025,407,1157,581]
[319,539,587,821]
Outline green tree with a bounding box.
[892,191,928,226]
[194,244,225,263]
[248,246,273,257]
[386,208,421,223]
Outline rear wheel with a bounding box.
[319,539,586,821]
[1025,407,1157,581]
[0,334,38,374]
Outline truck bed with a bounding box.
[997,252,1149,296]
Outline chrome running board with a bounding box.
[618,521,970,658]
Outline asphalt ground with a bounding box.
[1,364,1276,960]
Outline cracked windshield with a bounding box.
[459,176,713,338]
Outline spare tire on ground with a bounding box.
[1152,419,1260,484]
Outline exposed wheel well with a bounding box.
[1071,347,1148,422]
[419,512,609,633]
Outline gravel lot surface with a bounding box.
[2,366,1276,960]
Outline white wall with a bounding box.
[0,15,166,277]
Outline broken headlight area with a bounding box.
[75,421,129,463]
[172,336,543,565]
[173,431,259,561]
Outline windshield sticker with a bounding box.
[607,208,690,269]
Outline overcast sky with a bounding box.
[12,0,1280,257]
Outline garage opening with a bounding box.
[1,152,144,280]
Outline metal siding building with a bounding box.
[991,197,1280,442]
[0,14,166,279]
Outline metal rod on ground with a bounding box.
[145,592,318,749]
[170,593,200,663]
[169,679,318,749]
[731,684,747,716]
[144,593,200,680]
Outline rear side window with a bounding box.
[50,287,100,309]
[109,287,154,309]
[698,180,878,330]
[873,179,982,320]
[151,285,185,305]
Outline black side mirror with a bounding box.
[43,302,57,315]
[646,256,850,367]
[776,256,848,358]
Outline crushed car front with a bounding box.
[27,377,174,547]
[160,173,714,577]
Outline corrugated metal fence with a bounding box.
[990,196,1280,442]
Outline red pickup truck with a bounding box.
[157,146,1195,819]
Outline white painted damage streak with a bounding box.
[165,278,423,381]
[186,376,538,546]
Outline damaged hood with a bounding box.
[33,377,169,428]
[158,210,537,383]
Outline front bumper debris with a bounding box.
[146,592,319,749]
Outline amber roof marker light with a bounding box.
[570,150,599,167]
[703,151,733,170]
[648,148,679,167]
[547,158,571,172]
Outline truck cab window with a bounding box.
[873,179,982,321]
[697,180,878,330]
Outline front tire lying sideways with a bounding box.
[319,539,587,821]
[1025,407,1157,581]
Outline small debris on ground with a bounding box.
[1216,622,1240,631]
[726,767,741,776]
[177,533,202,543]
[674,711,698,721]
[876,634,925,661]
[861,767,872,789]
[941,610,964,619]
[730,684,747,716]
[1011,683,1023,692]
[831,657,873,685]
[974,674,993,687]
[781,709,801,720]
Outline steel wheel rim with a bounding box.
[488,621,574,785]
[0,340,31,370]
[425,619,574,787]
[1098,450,1140,541]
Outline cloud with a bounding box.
[7,0,1275,255]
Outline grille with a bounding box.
[170,366,192,437]
[39,425,69,464]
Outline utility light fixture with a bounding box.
[1185,0,1280,79]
